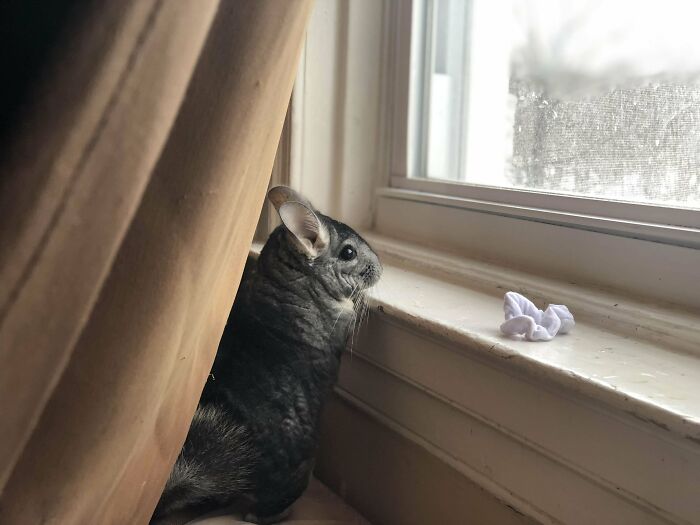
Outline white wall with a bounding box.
[292,0,387,229]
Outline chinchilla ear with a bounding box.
[277,201,329,257]
[267,186,314,211]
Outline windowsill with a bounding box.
[251,233,700,442]
[341,232,700,523]
[362,232,700,443]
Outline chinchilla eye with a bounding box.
[339,245,356,261]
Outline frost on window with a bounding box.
[504,0,700,208]
[509,81,700,207]
[413,0,700,209]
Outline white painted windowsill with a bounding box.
[363,233,700,443]
[341,232,700,524]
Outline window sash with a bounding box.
[389,0,700,237]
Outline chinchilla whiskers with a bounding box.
[362,296,371,329]
[341,282,378,358]
[352,290,365,315]
[347,309,358,359]
[347,289,375,359]
[348,291,366,358]
[364,285,376,325]
[330,283,361,336]
[351,285,370,334]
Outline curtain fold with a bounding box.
[0,0,220,492]
[0,0,313,522]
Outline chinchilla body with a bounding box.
[153,187,381,524]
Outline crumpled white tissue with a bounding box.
[500,291,575,342]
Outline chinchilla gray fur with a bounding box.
[152,186,382,524]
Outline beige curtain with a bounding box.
[0,1,312,523]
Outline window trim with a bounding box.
[390,176,700,229]
[389,177,700,245]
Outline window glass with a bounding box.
[413,0,700,209]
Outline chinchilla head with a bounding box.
[262,186,382,303]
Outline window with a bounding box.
[288,0,700,308]
[396,0,700,209]
[378,0,700,309]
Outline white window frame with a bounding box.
[378,0,700,309]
